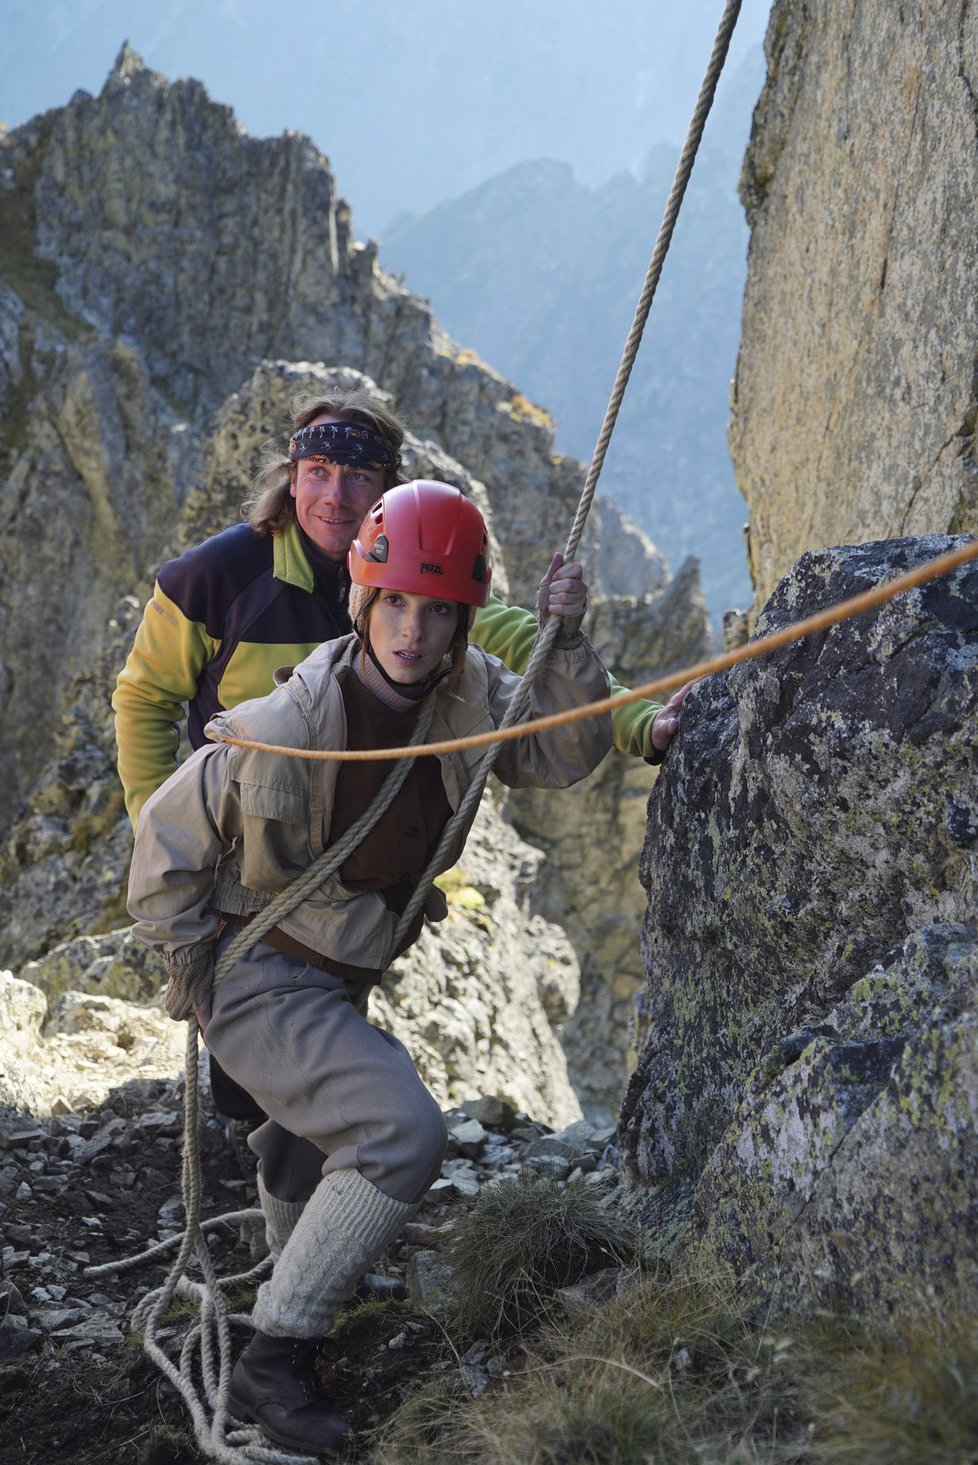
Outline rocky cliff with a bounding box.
[622,534,978,1318]
[729,0,978,610]
[618,0,978,1332]
[0,46,710,1123]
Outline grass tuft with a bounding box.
[441,1170,633,1340]
[373,1253,978,1464]
[798,1310,978,1463]
[373,1264,805,1463]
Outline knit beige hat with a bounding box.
[347,582,376,633]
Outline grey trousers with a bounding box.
[204,931,447,1206]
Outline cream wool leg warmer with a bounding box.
[257,1171,306,1261]
[251,1167,416,1339]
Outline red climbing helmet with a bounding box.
[348,480,492,607]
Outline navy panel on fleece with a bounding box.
[157,524,351,749]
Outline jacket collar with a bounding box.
[273,519,315,592]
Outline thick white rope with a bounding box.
[395,0,744,948]
[138,1027,314,1463]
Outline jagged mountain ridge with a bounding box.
[0,0,773,238]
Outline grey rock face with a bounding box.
[0,308,195,818]
[730,2,978,609]
[20,929,164,1008]
[508,558,713,1123]
[689,922,978,1314]
[620,535,978,1315]
[30,47,368,417]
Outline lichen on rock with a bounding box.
[621,534,978,1319]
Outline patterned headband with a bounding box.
[288,420,400,472]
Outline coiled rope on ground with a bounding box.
[84,697,440,1461]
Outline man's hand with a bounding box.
[650,680,695,756]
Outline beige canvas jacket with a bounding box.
[128,632,612,1003]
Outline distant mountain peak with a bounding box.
[109,40,147,86]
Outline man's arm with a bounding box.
[112,582,220,829]
[471,593,667,760]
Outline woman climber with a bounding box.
[126,479,614,1456]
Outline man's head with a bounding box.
[246,388,405,559]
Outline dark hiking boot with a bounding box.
[229,1331,350,1455]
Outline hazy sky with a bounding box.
[1,0,772,235]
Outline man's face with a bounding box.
[290,415,386,561]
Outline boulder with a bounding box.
[689,922,978,1314]
[0,972,48,1111]
[620,534,978,1317]
[21,929,163,1007]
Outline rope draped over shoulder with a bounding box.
[212,696,437,986]
[101,4,747,1460]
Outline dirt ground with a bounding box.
[0,1076,486,1465]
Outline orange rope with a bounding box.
[216,538,978,764]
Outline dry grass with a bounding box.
[797,1310,978,1464]
[440,1170,634,1339]
[373,1266,803,1464]
[373,1209,978,1465]
[367,1164,978,1464]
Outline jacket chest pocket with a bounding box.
[237,779,317,884]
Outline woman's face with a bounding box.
[367,589,460,684]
